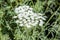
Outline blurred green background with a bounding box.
[0,0,60,40]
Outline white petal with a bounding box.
[26,24,31,28]
[39,20,44,26]
[15,20,20,23]
[19,24,23,26]
[13,16,17,18]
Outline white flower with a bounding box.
[26,24,31,28]
[38,13,43,16]
[19,24,23,26]
[15,20,20,23]
[39,20,44,26]
[31,20,35,23]
[28,10,33,14]
[28,22,32,25]
[13,5,46,28]
[33,13,38,17]
[27,20,30,22]
[19,21,23,24]
[29,8,33,11]
[30,16,34,20]
[40,16,46,20]
[19,17,23,20]
[24,20,27,23]
[13,16,17,18]
[23,5,29,9]
[15,8,19,13]
[26,17,30,20]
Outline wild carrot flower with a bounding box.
[13,5,46,28]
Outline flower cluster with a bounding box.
[13,5,46,28]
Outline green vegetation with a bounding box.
[0,0,60,40]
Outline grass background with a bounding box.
[0,0,60,40]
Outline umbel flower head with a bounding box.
[13,5,46,28]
